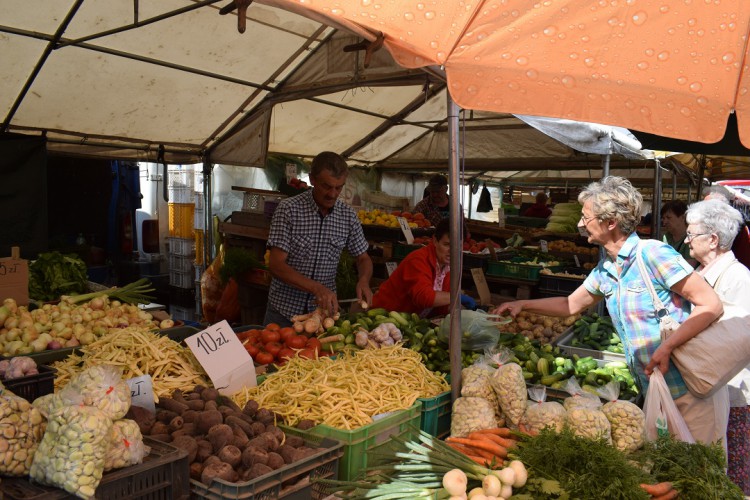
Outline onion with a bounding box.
[47,340,63,350]
[443,469,468,497]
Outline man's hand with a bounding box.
[645,344,672,376]
[314,284,339,317]
[356,280,373,308]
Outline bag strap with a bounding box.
[634,241,673,323]
[713,258,739,289]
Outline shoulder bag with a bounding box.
[635,243,750,398]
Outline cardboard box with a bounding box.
[0,247,29,306]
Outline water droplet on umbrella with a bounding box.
[677,76,688,85]
[696,96,708,106]
[689,82,703,92]
[526,69,539,79]
[680,107,692,117]
[637,61,649,70]
[640,106,652,116]
[436,51,446,61]
[601,92,612,101]
[632,11,648,25]
[584,58,595,67]
[416,2,424,10]
[687,18,697,27]
[660,5,670,13]
[561,76,576,88]
[645,48,655,57]
[404,12,414,21]
[624,99,636,110]
[516,56,529,66]
[430,41,439,49]
[722,52,735,64]
[467,85,479,95]
[424,11,435,20]
[331,7,344,15]
[657,51,670,61]
[361,0,371,5]
[543,25,558,36]
[508,82,520,90]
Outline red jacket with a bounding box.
[733,225,750,270]
[522,203,552,218]
[372,243,450,317]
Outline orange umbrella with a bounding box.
[262,0,750,147]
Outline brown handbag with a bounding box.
[635,245,750,399]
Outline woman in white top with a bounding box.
[686,199,750,493]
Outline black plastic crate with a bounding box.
[462,252,490,270]
[1,364,56,402]
[0,437,190,500]
[538,270,586,294]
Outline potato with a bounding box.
[196,439,213,462]
[218,445,242,468]
[241,446,268,468]
[255,408,274,426]
[200,388,220,402]
[246,463,273,480]
[242,400,259,417]
[208,424,234,453]
[266,452,285,470]
[172,435,199,463]
[196,410,224,434]
[278,444,296,464]
[201,461,236,485]
[189,462,203,481]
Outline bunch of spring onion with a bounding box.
[317,430,499,499]
[62,278,156,305]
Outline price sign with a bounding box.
[285,162,297,181]
[485,239,498,261]
[126,375,155,414]
[540,240,548,253]
[386,261,398,276]
[397,217,415,244]
[574,255,581,267]
[470,268,491,306]
[185,320,257,396]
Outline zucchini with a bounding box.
[537,358,550,377]
[540,373,565,386]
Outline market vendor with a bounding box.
[522,192,552,218]
[371,218,476,317]
[264,151,373,327]
[492,176,727,446]
[414,174,470,238]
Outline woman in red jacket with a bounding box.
[372,218,476,317]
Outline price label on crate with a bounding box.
[397,217,415,244]
[386,261,398,276]
[126,375,156,414]
[470,268,491,306]
[574,255,581,267]
[539,240,549,253]
[185,320,257,396]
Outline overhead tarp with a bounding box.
[1,1,657,175]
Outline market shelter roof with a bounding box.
[1,0,656,172]
[267,0,750,149]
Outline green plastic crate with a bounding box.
[487,258,563,282]
[282,402,421,481]
[393,242,425,259]
[418,390,451,438]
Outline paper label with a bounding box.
[0,255,29,306]
[540,240,548,253]
[397,217,415,244]
[386,261,398,276]
[485,239,498,261]
[285,163,297,180]
[574,255,581,267]
[471,268,492,306]
[126,375,156,414]
[185,320,257,396]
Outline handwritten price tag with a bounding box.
[540,240,548,253]
[470,268,491,306]
[126,375,156,414]
[574,255,581,267]
[386,261,398,276]
[397,217,415,244]
[185,320,257,396]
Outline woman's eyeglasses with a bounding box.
[580,214,597,225]
[685,231,711,242]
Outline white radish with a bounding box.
[499,484,513,499]
[508,460,528,487]
[482,474,502,497]
[467,487,486,499]
[442,469,468,497]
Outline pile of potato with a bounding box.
[499,311,579,344]
[130,385,323,487]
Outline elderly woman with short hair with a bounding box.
[493,176,728,444]
[686,199,750,493]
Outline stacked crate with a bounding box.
[167,166,197,321]
[194,191,205,319]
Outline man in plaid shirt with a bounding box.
[264,152,373,326]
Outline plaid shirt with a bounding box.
[583,233,693,398]
[267,190,368,319]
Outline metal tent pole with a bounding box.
[653,160,663,241]
[447,94,463,402]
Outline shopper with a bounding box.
[522,192,552,218]
[264,151,373,326]
[703,185,750,270]
[661,199,696,266]
[371,218,476,317]
[492,176,727,445]
[414,174,470,239]
[686,199,750,493]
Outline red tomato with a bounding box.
[261,329,281,344]
[298,348,316,359]
[245,343,260,358]
[305,337,322,353]
[286,335,307,349]
[279,327,296,342]
[265,323,281,331]
[277,347,296,361]
[255,351,274,365]
[264,341,282,357]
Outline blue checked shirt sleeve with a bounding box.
[267,199,292,252]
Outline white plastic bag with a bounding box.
[597,381,645,453]
[561,377,602,411]
[642,368,694,443]
[489,349,527,426]
[451,397,497,437]
[521,385,566,434]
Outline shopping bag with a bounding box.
[642,368,694,443]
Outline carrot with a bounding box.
[476,427,514,438]
[652,490,678,500]
[640,482,673,497]
[317,334,344,344]
[446,436,508,458]
[469,431,517,449]
[446,441,475,455]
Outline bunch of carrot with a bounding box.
[639,481,678,500]
[445,428,518,469]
